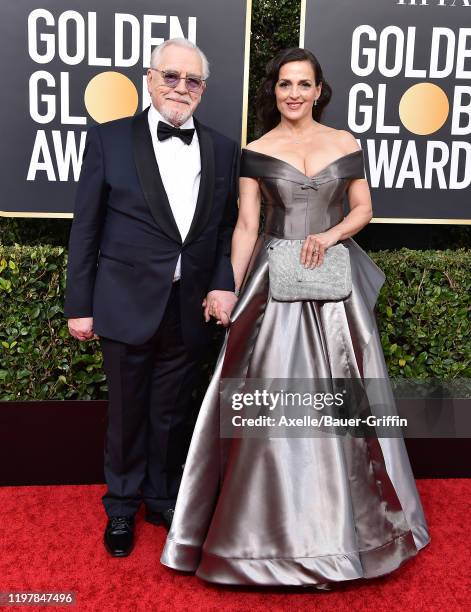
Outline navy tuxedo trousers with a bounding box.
[100,282,200,517]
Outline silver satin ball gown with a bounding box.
[160,148,431,586]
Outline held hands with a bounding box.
[68,317,100,341]
[202,290,238,328]
[301,230,340,269]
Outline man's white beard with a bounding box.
[160,103,192,127]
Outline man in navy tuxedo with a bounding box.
[64,38,239,557]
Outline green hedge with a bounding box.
[248,0,301,139]
[0,245,469,400]
[373,249,471,378]
[0,245,104,400]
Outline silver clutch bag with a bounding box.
[267,240,352,301]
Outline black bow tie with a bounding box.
[157,121,195,145]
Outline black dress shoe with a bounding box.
[145,508,174,530]
[104,515,135,557]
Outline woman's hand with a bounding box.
[300,229,340,269]
[202,291,238,327]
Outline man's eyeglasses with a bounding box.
[150,69,205,93]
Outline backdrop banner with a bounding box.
[301,0,471,223]
[0,0,250,217]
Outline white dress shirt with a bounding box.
[147,104,201,280]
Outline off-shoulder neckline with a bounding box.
[241,148,363,180]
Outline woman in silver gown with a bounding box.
[161,48,430,587]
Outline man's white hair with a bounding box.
[150,38,210,79]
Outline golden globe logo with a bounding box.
[26,9,197,182]
[349,24,471,189]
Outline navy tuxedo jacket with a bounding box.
[64,107,239,351]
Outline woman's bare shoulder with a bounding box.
[243,130,279,154]
[333,128,361,155]
[314,124,360,155]
[243,139,262,153]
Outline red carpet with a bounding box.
[0,480,469,611]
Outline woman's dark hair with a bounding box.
[256,47,332,133]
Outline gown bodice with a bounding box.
[240,148,365,238]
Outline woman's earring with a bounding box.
[314,98,318,106]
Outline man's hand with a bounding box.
[202,290,238,327]
[68,317,99,341]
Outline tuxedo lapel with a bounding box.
[132,108,182,244]
[183,118,215,247]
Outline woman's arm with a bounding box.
[301,177,372,268]
[301,131,372,268]
[231,175,261,292]
[329,177,373,241]
[206,163,261,326]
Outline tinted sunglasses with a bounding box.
[150,69,205,93]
